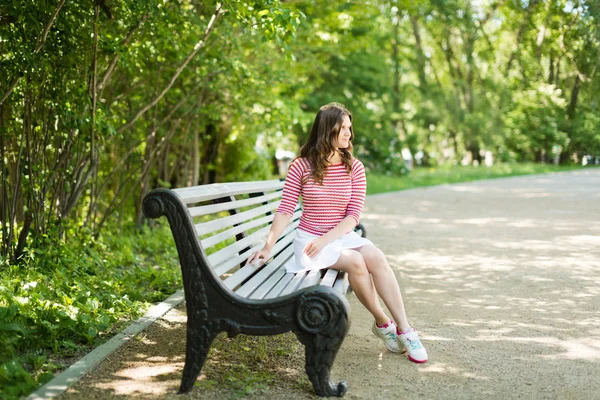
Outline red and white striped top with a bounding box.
[275,158,367,236]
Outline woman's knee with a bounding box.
[361,246,388,272]
[337,250,368,275]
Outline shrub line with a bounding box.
[25,290,185,400]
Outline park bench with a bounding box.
[142,179,366,397]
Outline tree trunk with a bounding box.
[548,53,555,84]
[465,35,475,113]
[192,124,200,186]
[391,9,403,141]
[467,142,482,165]
[202,123,219,184]
[0,105,7,257]
[505,0,538,77]
[567,74,580,120]
[85,5,100,229]
[409,14,427,91]
[134,112,158,226]
[535,0,550,74]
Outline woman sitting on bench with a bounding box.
[249,102,428,363]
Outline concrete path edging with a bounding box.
[26,290,185,400]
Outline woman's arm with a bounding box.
[302,216,356,258]
[248,159,305,265]
[248,213,292,265]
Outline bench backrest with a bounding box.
[172,180,302,297]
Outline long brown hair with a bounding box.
[298,102,354,184]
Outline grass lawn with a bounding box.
[367,163,594,195]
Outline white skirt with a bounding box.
[283,229,372,274]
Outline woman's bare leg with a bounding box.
[357,244,411,332]
[330,249,389,325]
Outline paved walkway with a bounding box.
[58,169,600,399]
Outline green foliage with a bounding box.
[0,222,180,398]
[225,0,304,47]
[503,84,569,162]
[569,111,600,157]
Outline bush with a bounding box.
[0,222,181,398]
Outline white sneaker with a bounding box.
[398,328,428,363]
[371,322,402,353]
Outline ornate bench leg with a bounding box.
[296,330,349,397]
[179,324,217,393]
[294,289,350,397]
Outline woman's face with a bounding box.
[336,115,352,149]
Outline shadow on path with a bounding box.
[61,170,600,399]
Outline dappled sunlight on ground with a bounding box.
[418,362,491,381]
[60,170,600,399]
[92,361,183,396]
[347,170,600,398]
[59,308,188,399]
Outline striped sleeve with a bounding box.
[275,159,305,216]
[345,159,366,225]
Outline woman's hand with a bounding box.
[303,236,329,258]
[248,247,271,266]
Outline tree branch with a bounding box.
[0,0,66,106]
[94,106,196,235]
[35,0,67,54]
[85,5,100,228]
[116,3,223,134]
[97,13,149,96]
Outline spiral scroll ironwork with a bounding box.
[142,195,165,219]
[297,292,336,334]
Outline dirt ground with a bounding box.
[59,169,600,400]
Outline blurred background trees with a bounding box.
[1,0,599,265]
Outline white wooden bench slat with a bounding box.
[207,224,271,266]
[279,270,309,297]
[333,271,350,294]
[200,207,302,250]
[223,241,293,290]
[194,201,280,236]
[298,269,322,290]
[319,269,339,288]
[234,246,294,298]
[212,220,298,277]
[263,272,294,300]
[174,180,284,204]
[213,242,263,277]
[188,191,282,218]
[248,267,288,300]
[201,214,272,249]
[223,235,295,290]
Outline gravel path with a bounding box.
[59,169,600,400]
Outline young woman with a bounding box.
[248,103,428,363]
